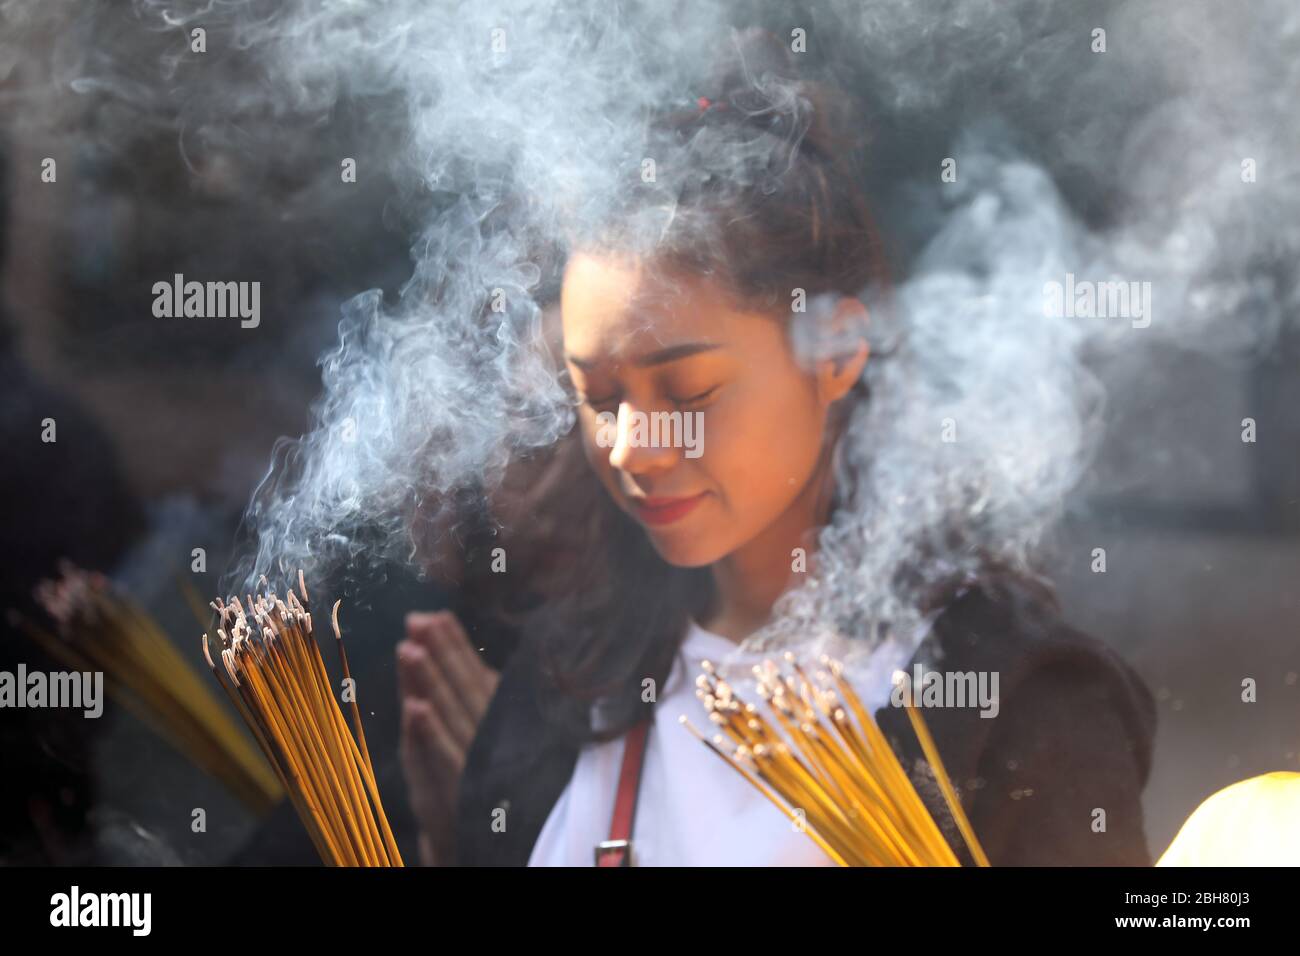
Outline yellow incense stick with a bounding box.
[205,573,403,866]
[684,652,989,867]
[22,564,282,815]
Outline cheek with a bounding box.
[706,383,826,500]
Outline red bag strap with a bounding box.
[594,718,651,867]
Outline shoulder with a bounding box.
[875,571,1158,865]
[454,636,579,866]
[931,574,1154,735]
[931,574,1156,780]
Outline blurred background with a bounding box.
[0,0,1297,865]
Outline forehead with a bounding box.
[560,252,749,361]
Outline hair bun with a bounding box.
[705,27,800,96]
[699,27,847,161]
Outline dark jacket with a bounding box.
[455,576,1157,866]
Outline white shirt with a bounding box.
[527,618,912,866]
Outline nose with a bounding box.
[607,400,677,476]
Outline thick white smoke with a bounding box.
[2,0,1295,666]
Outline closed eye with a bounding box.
[579,392,620,412]
[673,386,719,407]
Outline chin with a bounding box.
[642,529,727,569]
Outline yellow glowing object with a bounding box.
[1157,771,1300,866]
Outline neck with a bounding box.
[701,447,836,644]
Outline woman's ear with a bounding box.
[815,297,869,404]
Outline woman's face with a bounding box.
[560,251,865,568]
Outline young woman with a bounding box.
[405,31,1157,867]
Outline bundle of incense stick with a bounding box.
[15,562,282,816]
[204,573,403,866]
[682,652,989,867]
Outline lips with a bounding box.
[631,492,708,526]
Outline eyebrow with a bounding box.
[565,341,722,370]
